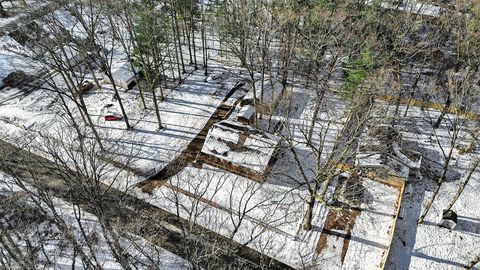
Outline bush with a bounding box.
[343,48,374,100]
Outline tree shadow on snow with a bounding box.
[413,143,462,189]
[454,217,480,235]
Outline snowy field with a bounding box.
[0,7,246,190]
[0,45,424,269]
[0,1,51,29]
[0,47,247,189]
[364,0,444,17]
[85,62,244,179]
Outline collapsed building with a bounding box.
[356,125,423,181]
[198,120,281,182]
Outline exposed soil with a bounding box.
[316,174,364,263]
[316,208,361,263]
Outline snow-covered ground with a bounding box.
[0,46,247,188]
[135,163,400,269]
[0,35,41,87]
[0,171,192,269]
[385,102,480,269]
[0,5,247,190]
[87,63,244,180]
[0,1,51,29]
[132,84,402,269]
[1,3,479,270]
[364,0,444,17]
[0,50,403,269]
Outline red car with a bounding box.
[104,115,122,121]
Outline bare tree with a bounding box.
[445,157,480,212]
[13,11,106,152]
[417,69,473,224]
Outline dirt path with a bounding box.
[0,139,292,270]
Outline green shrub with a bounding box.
[343,48,374,100]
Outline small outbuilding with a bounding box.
[237,105,255,124]
[107,61,139,90]
[198,120,280,181]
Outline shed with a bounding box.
[107,61,139,90]
[198,120,280,181]
[237,105,255,124]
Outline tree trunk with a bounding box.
[191,11,198,70]
[108,75,131,129]
[55,64,104,151]
[446,158,480,211]
[184,19,193,64]
[307,87,325,143]
[56,92,83,143]
[403,74,419,117]
[465,127,479,153]
[249,69,257,125]
[465,254,480,269]
[99,217,132,270]
[259,26,269,105]
[202,25,208,76]
[433,93,451,128]
[86,60,101,90]
[201,3,207,73]
[303,195,315,231]
[0,232,26,268]
[78,93,105,151]
[172,6,186,73]
[152,87,163,130]
[418,147,454,224]
[73,205,102,268]
[128,61,147,109]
